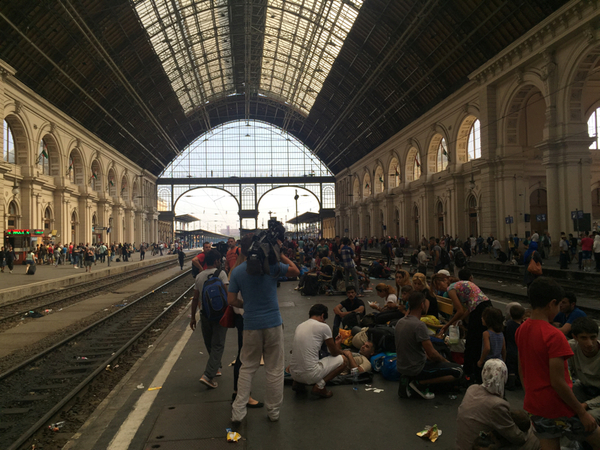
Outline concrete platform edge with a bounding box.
[62,298,193,450]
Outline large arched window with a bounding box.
[388,157,400,189]
[374,166,384,194]
[7,201,18,228]
[160,120,332,178]
[38,139,50,174]
[44,207,53,231]
[436,138,449,172]
[3,120,15,164]
[413,153,422,181]
[90,160,101,191]
[588,108,600,149]
[467,119,482,160]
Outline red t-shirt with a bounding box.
[226,247,240,270]
[516,319,574,418]
[195,253,207,270]
[581,237,594,252]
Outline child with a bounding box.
[570,317,600,422]
[477,307,506,372]
[504,304,525,390]
[516,277,599,449]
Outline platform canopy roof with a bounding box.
[0,0,569,175]
[174,214,200,223]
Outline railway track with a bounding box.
[0,255,193,329]
[0,271,194,450]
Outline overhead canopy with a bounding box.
[174,214,200,223]
[0,0,569,175]
[287,210,334,225]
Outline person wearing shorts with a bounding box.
[581,232,594,272]
[395,291,463,400]
[84,248,95,272]
[289,304,347,398]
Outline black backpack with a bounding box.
[394,247,403,258]
[367,325,396,353]
[453,248,466,268]
[440,248,450,265]
[301,274,320,296]
[201,270,228,321]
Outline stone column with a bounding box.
[112,205,124,244]
[479,85,498,238]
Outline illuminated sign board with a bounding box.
[5,229,45,236]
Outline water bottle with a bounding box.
[351,367,359,391]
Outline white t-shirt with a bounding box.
[385,294,398,305]
[290,319,332,375]
[194,268,229,312]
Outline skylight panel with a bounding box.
[134,0,235,114]
[260,0,363,115]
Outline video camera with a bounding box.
[246,218,286,276]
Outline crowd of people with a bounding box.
[184,230,600,450]
[0,241,183,275]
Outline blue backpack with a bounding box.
[381,354,400,381]
[201,269,228,321]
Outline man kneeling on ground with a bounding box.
[395,291,463,400]
[289,304,347,398]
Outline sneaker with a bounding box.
[200,375,218,389]
[215,370,222,377]
[409,381,435,400]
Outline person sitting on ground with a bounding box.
[553,292,587,338]
[395,269,411,294]
[456,359,539,450]
[398,285,414,314]
[505,304,525,391]
[395,291,463,400]
[289,304,347,398]
[516,277,600,449]
[569,317,600,422]
[368,283,398,312]
[332,286,365,336]
[412,272,438,318]
[340,340,376,375]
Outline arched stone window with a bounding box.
[467,119,481,160]
[3,120,15,164]
[68,150,84,185]
[7,201,18,228]
[107,168,117,197]
[44,207,52,231]
[90,160,101,191]
[38,139,50,174]
[374,166,384,194]
[158,187,171,211]
[388,157,400,189]
[121,176,129,200]
[362,172,371,199]
[436,138,449,172]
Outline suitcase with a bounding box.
[27,264,36,275]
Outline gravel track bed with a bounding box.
[0,275,194,450]
[0,256,192,334]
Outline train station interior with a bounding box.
[2,1,600,449]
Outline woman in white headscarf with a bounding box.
[456,359,539,450]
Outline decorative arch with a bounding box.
[257,185,321,210]
[405,147,422,183]
[7,200,19,228]
[90,159,102,191]
[121,174,130,201]
[456,115,480,163]
[352,176,360,203]
[427,133,448,174]
[43,205,53,231]
[322,185,334,209]
[68,148,85,185]
[503,82,548,148]
[107,168,117,197]
[174,186,242,211]
[362,171,372,199]
[374,164,385,194]
[387,155,401,189]
[565,44,600,129]
[38,133,61,176]
[3,114,29,165]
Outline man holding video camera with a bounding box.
[228,225,299,424]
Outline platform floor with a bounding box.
[0,250,195,304]
[65,278,529,450]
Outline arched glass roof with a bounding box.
[134,0,363,116]
[159,119,333,178]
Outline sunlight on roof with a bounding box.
[159,120,333,178]
[134,0,235,114]
[261,0,363,114]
